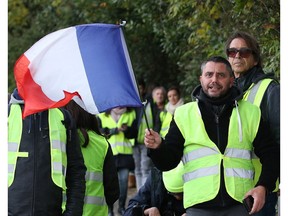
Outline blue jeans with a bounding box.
[118,168,129,209]
[253,192,278,216]
[133,144,153,190]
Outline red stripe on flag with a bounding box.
[14,54,79,118]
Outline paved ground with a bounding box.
[113,186,137,216]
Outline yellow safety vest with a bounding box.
[160,112,172,137]
[98,110,135,155]
[79,130,108,216]
[137,103,153,144]
[8,104,67,189]
[174,101,260,208]
[243,78,279,192]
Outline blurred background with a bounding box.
[8,0,280,101]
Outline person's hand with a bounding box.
[144,129,162,149]
[118,123,128,132]
[143,207,161,216]
[244,185,266,214]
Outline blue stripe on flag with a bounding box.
[76,24,142,112]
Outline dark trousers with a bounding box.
[253,192,278,216]
[186,204,249,216]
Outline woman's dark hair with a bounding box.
[65,100,101,147]
[167,85,181,97]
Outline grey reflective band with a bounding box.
[53,161,66,175]
[110,141,132,148]
[52,140,66,153]
[183,165,219,182]
[8,164,14,173]
[182,147,219,164]
[246,81,262,103]
[62,193,67,202]
[85,171,103,181]
[161,126,169,131]
[225,168,254,179]
[251,151,259,159]
[225,148,252,160]
[8,142,18,152]
[84,195,106,206]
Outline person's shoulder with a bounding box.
[175,102,195,112]
[57,107,74,129]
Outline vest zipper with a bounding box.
[215,112,226,207]
[32,113,37,215]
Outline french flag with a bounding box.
[14,23,143,118]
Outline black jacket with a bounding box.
[234,66,280,148]
[102,144,120,205]
[8,90,86,216]
[148,85,279,208]
[124,167,185,216]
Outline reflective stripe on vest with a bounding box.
[82,131,108,215]
[243,78,279,192]
[49,108,68,189]
[160,111,171,137]
[8,104,67,189]
[98,110,135,155]
[174,101,260,208]
[243,79,273,107]
[8,105,24,187]
[137,103,153,144]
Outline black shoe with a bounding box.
[118,207,125,215]
[108,205,114,216]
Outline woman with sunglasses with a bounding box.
[225,31,280,216]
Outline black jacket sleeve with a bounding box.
[261,82,280,147]
[148,119,185,171]
[253,117,280,192]
[63,113,87,216]
[124,173,153,216]
[103,144,120,205]
[123,118,138,139]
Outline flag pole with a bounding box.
[142,100,151,133]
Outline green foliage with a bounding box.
[8,0,280,99]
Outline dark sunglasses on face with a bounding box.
[226,47,253,58]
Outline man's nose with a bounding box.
[211,74,218,82]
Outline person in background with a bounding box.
[65,100,119,216]
[124,162,186,216]
[133,79,159,190]
[144,56,279,216]
[160,86,184,137]
[151,86,167,133]
[8,88,86,216]
[97,107,137,216]
[225,31,280,216]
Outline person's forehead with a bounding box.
[230,37,248,47]
[155,88,164,93]
[204,61,227,71]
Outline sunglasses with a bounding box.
[226,47,253,58]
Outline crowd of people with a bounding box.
[8,30,280,216]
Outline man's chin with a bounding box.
[208,92,220,98]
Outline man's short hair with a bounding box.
[201,56,234,77]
